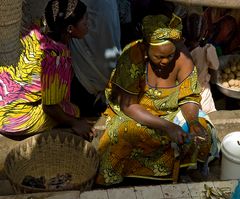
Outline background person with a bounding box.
[185,12,219,114]
[70,0,121,117]
[0,0,93,141]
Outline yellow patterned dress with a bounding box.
[0,28,79,136]
[96,40,219,185]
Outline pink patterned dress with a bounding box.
[0,28,79,135]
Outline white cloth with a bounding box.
[70,0,121,96]
[200,84,217,114]
[191,44,219,113]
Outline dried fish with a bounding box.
[21,173,73,190]
[203,184,231,199]
[22,175,46,189]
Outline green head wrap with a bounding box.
[142,13,183,45]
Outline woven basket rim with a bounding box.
[4,129,99,193]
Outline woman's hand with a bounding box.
[71,119,94,142]
[42,104,96,141]
[164,122,189,144]
[188,120,209,144]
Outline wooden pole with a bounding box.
[166,0,240,9]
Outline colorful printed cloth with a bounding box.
[0,29,79,135]
[96,40,219,185]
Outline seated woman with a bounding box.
[0,0,93,141]
[96,14,219,186]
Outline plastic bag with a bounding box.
[231,180,240,199]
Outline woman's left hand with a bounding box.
[188,120,209,144]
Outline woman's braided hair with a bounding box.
[45,0,86,36]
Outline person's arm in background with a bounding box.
[207,44,219,71]
[207,44,220,84]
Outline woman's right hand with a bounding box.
[164,122,188,144]
[71,119,93,142]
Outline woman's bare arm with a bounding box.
[177,49,200,123]
[43,104,92,140]
[119,90,187,143]
[177,49,208,141]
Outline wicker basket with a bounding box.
[4,129,99,194]
[0,0,23,66]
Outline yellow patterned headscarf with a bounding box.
[142,13,182,45]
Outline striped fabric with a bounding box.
[0,28,79,135]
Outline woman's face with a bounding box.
[70,12,88,39]
[147,41,176,68]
